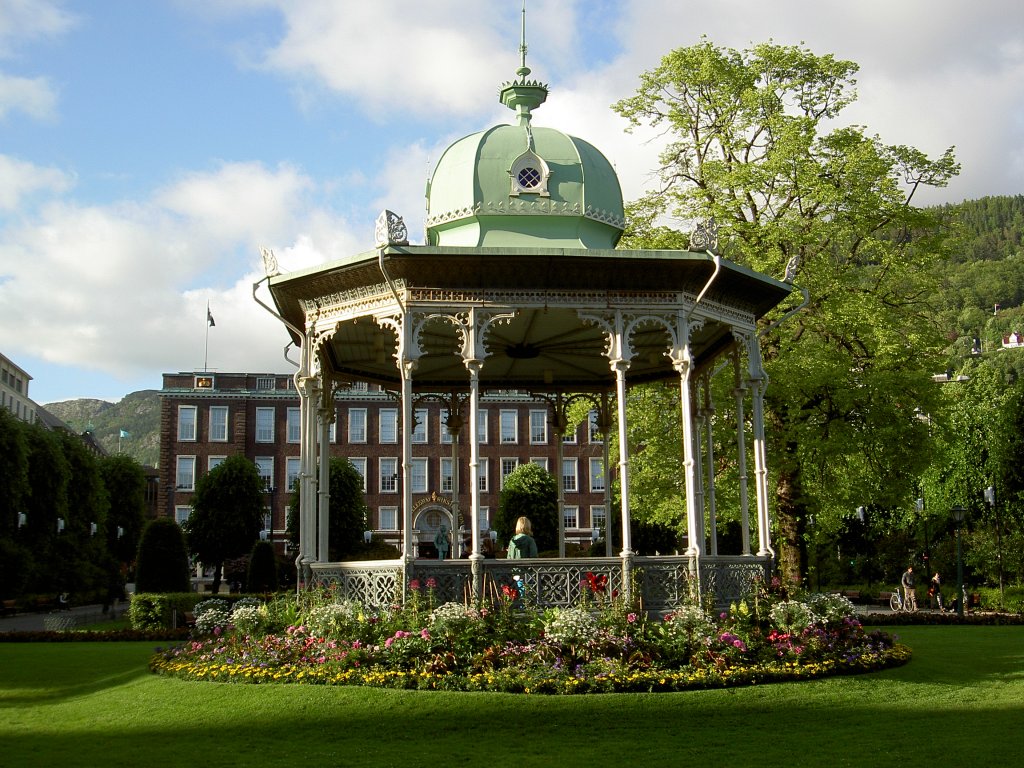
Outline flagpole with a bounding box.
[205,301,211,372]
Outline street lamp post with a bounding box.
[951,505,966,619]
[985,485,1004,603]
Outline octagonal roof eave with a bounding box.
[267,244,793,344]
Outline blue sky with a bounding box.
[2,0,1022,404]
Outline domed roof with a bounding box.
[425,50,624,249]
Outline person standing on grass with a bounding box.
[901,566,917,610]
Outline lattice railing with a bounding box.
[309,556,771,611]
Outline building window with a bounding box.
[328,419,336,443]
[411,458,428,493]
[380,458,398,493]
[479,508,491,530]
[286,457,301,491]
[530,457,548,471]
[208,455,226,471]
[256,376,275,390]
[209,406,228,442]
[176,456,196,491]
[499,410,518,444]
[440,409,454,444]
[500,457,519,488]
[379,409,398,444]
[287,407,301,443]
[529,409,547,444]
[477,409,489,443]
[174,506,191,525]
[349,458,367,491]
[562,425,578,444]
[255,457,274,491]
[477,459,489,493]
[441,457,454,492]
[177,406,197,441]
[412,409,428,444]
[349,408,367,443]
[379,506,399,531]
[588,410,603,443]
[562,458,578,493]
[255,407,275,443]
[589,458,605,492]
[590,505,606,532]
[564,505,579,530]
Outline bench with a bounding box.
[840,590,861,603]
[877,591,894,606]
[1,599,16,617]
[34,596,55,612]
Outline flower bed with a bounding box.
[149,578,910,695]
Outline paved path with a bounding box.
[0,603,127,633]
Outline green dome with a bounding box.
[425,122,625,249]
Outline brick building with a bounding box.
[159,371,610,557]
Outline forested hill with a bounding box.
[948,194,1024,262]
[43,389,160,467]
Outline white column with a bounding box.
[747,334,773,557]
[553,401,567,558]
[466,360,482,561]
[673,330,701,558]
[732,351,752,556]
[612,358,633,558]
[400,365,415,562]
[600,393,614,557]
[317,388,331,562]
[702,376,718,557]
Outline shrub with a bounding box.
[246,540,278,593]
[135,518,190,593]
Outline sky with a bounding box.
[2,0,1022,405]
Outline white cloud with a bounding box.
[0,72,58,120]
[0,154,73,210]
[0,0,75,57]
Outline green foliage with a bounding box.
[286,458,370,560]
[246,540,279,593]
[98,454,147,565]
[614,38,959,580]
[0,409,30,538]
[128,592,201,630]
[495,462,558,551]
[135,518,191,594]
[184,454,264,593]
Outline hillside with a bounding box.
[43,390,161,467]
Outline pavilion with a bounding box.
[256,34,793,610]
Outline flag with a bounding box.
[119,429,130,439]
[207,308,216,327]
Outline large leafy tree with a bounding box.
[287,457,371,560]
[495,463,558,554]
[184,454,264,594]
[614,39,959,582]
[98,454,148,597]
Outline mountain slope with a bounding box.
[43,390,161,467]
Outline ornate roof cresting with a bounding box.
[375,210,409,247]
[689,217,719,253]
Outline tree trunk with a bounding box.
[210,561,223,596]
[774,462,806,586]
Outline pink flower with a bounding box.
[420,628,431,640]
[426,577,437,589]
[408,579,421,591]
[627,613,638,623]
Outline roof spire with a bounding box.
[499,0,547,127]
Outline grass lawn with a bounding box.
[1,626,1021,768]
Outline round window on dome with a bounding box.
[517,166,542,190]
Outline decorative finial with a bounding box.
[260,246,280,277]
[499,0,547,126]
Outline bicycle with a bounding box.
[889,588,918,613]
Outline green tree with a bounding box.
[98,454,148,567]
[135,517,191,593]
[614,39,958,582]
[246,540,279,593]
[0,409,29,539]
[55,431,109,596]
[495,463,558,553]
[21,424,69,593]
[184,454,264,594]
[287,458,370,560]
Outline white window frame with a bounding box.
[412,408,428,444]
[379,506,399,531]
[440,457,454,493]
[349,457,367,491]
[477,409,489,444]
[208,455,226,471]
[174,506,191,525]
[379,408,398,444]
[529,409,547,444]
[286,457,301,491]
[590,505,606,532]
[500,457,519,488]
[440,408,454,444]
[255,456,274,491]
[176,456,196,491]
[530,457,549,471]
[562,425,578,444]
[255,407,275,443]
[499,409,518,444]
[589,458,605,493]
[562,457,578,493]
[287,407,301,443]
[564,505,579,530]
[477,458,489,493]
[209,406,228,442]
[379,457,398,493]
[177,405,197,441]
[588,410,603,443]
[410,457,428,493]
[348,408,367,444]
